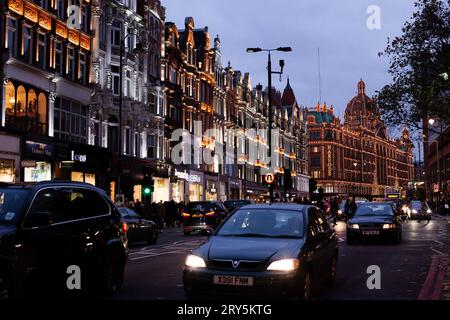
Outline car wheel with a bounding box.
[0,272,9,300]
[326,255,337,285]
[99,252,124,296]
[147,229,158,245]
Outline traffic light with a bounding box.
[143,187,151,195]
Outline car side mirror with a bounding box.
[25,211,54,228]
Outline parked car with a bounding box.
[183,204,338,300]
[182,201,229,236]
[119,207,158,245]
[0,182,127,299]
[407,200,432,220]
[347,202,402,244]
[223,200,254,212]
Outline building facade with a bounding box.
[307,80,414,197]
[1,0,99,185]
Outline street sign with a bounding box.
[264,173,275,185]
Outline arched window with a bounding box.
[5,82,15,115]
[27,89,37,118]
[16,86,26,114]
[38,93,47,125]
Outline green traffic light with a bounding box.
[144,187,151,195]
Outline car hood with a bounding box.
[194,236,304,262]
[350,216,394,224]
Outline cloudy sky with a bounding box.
[162,0,417,121]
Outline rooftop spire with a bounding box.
[358,79,366,95]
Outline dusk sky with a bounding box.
[162,0,417,122]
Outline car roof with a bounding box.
[0,181,106,194]
[239,203,309,211]
[358,202,391,205]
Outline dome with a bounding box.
[345,79,378,117]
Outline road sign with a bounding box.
[264,173,275,185]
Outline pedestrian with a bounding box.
[349,197,357,218]
[331,197,340,225]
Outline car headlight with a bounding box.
[185,254,206,268]
[412,209,418,214]
[267,259,300,272]
[383,224,396,229]
[349,224,359,229]
[427,209,432,214]
[338,210,343,214]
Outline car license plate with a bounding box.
[192,214,204,218]
[363,230,379,235]
[213,275,254,286]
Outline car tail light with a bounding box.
[182,212,190,218]
[205,211,216,216]
[122,222,129,234]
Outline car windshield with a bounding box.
[410,201,425,210]
[354,204,393,216]
[119,208,141,219]
[0,189,30,224]
[216,208,304,238]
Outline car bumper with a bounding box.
[183,268,303,298]
[183,222,216,233]
[347,228,399,240]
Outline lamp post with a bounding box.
[117,32,146,202]
[427,118,445,205]
[246,47,292,202]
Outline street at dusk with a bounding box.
[0,0,449,307]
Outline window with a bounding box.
[147,135,156,158]
[312,146,319,153]
[311,156,321,167]
[309,131,320,141]
[125,70,131,97]
[54,40,63,75]
[57,0,65,20]
[134,132,140,157]
[6,17,18,57]
[111,21,122,47]
[22,25,33,63]
[54,97,88,143]
[81,6,88,33]
[312,170,321,179]
[111,65,120,95]
[37,33,46,69]
[67,47,76,80]
[25,188,110,227]
[149,94,156,113]
[79,52,87,84]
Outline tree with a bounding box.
[375,0,450,133]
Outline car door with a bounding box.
[18,186,111,295]
[315,209,337,276]
[306,207,327,282]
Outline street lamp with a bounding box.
[117,32,146,202]
[247,47,292,202]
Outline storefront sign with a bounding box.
[327,145,332,177]
[174,170,201,183]
[26,140,54,158]
[71,150,87,163]
[21,160,36,168]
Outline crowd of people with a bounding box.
[121,200,186,232]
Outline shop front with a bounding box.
[172,167,188,203]
[229,178,241,200]
[218,175,228,201]
[21,138,54,182]
[0,132,20,183]
[151,162,171,203]
[205,175,219,201]
[188,170,204,202]
[54,142,111,189]
[245,181,269,203]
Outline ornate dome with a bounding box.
[345,79,378,116]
